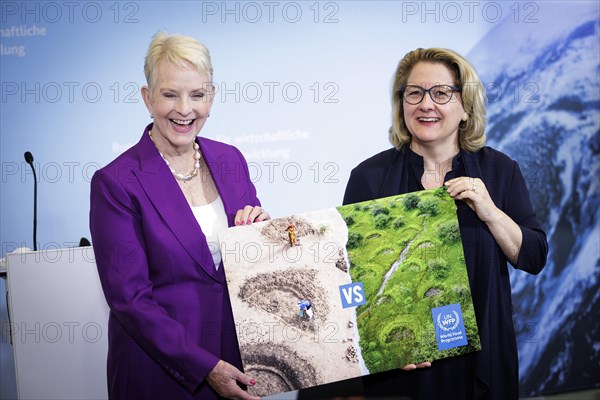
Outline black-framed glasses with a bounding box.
[401,85,461,105]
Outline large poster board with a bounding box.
[220,189,481,397]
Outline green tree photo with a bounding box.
[337,189,481,372]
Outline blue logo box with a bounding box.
[431,303,468,351]
[339,281,366,308]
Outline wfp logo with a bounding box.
[436,310,460,332]
[431,303,468,350]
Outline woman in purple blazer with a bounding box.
[90,33,268,400]
[342,48,547,399]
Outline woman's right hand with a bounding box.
[206,360,261,400]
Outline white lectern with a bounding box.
[6,247,109,399]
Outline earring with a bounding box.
[150,114,154,119]
[461,113,468,122]
[208,113,211,118]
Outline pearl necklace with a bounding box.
[149,130,201,182]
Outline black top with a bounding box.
[341,146,548,400]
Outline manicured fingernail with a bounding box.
[246,219,252,225]
[249,379,256,385]
[235,221,240,226]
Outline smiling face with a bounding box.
[141,60,214,154]
[403,62,466,153]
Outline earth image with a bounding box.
[220,209,364,397]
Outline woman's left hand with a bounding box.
[401,361,432,371]
[235,206,270,226]
[444,177,500,223]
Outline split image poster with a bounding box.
[219,188,481,397]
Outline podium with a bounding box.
[5,247,109,399]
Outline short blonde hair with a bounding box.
[144,32,213,88]
[389,48,486,152]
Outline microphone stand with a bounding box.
[32,167,37,251]
[24,152,37,251]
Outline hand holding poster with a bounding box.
[220,188,481,397]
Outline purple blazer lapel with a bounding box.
[133,126,222,283]
[200,138,243,227]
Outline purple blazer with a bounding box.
[90,124,261,399]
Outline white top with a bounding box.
[191,196,228,270]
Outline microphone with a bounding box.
[24,151,37,251]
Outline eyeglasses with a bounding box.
[401,85,461,105]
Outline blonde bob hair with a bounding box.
[389,48,486,152]
[144,32,213,88]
